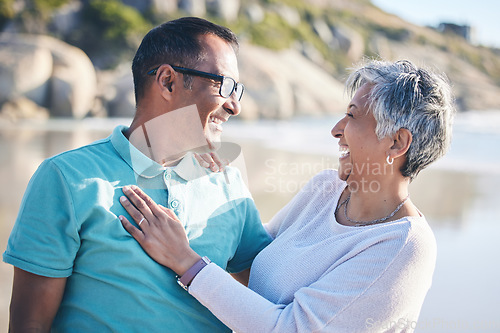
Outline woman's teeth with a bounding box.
[339,146,350,158]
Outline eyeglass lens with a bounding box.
[221,78,244,101]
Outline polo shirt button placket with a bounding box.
[170,199,182,218]
[164,172,172,183]
[170,200,179,209]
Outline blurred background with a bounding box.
[1,0,499,332]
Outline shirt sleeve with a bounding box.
[225,198,272,273]
[189,227,436,333]
[3,159,80,278]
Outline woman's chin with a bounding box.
[338,169,350,182]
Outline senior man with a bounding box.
[4,17,271,332]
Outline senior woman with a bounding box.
[119,59,455,332]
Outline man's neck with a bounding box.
[160,154,185,167]
[125,121,187,167]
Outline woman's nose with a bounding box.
[331,117,346,138]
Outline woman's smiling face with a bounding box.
[331,83,393,182]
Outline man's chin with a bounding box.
[190,137,221,154]
[206,135,222,151]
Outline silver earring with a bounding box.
[386,155,394,165]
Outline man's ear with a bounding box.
[389,128,412,159]
[154,65,177,100]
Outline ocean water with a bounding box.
[0,110,499,332]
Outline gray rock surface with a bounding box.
[238,44,346,120]
[0,33,96,118]
[0,39,52,107]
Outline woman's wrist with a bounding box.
[176,256,211,291]
[175,251,202,276]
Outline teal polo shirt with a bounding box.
[3,125,271,332]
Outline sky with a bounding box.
[371,0,500,48]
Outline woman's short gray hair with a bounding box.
[346,59,456,180]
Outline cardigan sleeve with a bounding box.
[188,225,436,333]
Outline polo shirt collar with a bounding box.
[173,152,210,181]
[111,126,209,181]
[111,125,166,178]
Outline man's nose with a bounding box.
[223,96,241,116]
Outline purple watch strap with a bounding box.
[177,256,211,290]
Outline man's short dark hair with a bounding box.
[132,17,239,103]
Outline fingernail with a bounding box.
[120,196,127,202]
[123,186,130,192]
[118,216,123,221]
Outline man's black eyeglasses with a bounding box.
[147,65,245,101]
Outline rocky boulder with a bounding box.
[0,33,96,118]
[0,97,49,121]
[208,0,241,22]
[96,63,136,118]
[238,43,347,120]
[0,38,52,108]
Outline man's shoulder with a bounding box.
[221,165,243,179]
[46,135,117,172]
[209,165,252,199]
[217,165,246,186]
[54,135,112,158]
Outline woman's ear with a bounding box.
[389,128,412,159]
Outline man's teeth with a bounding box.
[339,147,350,158]
[210,117,222,124]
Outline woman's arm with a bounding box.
[188,231,434,333]
[118,185,432,332]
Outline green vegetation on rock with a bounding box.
[76,0,151,67]
[83,0,149,43]
[0,0,15,30]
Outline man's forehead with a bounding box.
[197,34,236,57]
[197,35,239,77]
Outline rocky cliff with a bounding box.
[1,0,499,120]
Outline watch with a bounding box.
[176,256,211,291]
